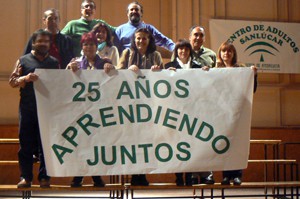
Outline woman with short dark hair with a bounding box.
[165,39,203,70]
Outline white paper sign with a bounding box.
[210,19,300,73]
[34,68,254,177]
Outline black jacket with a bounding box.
[165,59,202,69]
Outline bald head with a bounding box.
[189,26,206,51]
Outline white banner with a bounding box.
[209,19,300,73]
[34,68,254,177]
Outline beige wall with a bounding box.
[0,0,299,127]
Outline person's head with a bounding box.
[131,28,156,54]
[81,0,96,20]
[80,32,98,57]
[31,29,52,56]
[91,23,113,47]
[43,9,60,33]
[217,41,237,67]
[127,1,143,25]
[189,26,205,51]
[173,39,193,63]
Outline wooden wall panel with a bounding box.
[0,0,28,73]
[197,0,217,48]
[277,0,289,21]
[0,82,19,124]
[26,0,41,35]
[62,0,83,26]
[281,89,300,126]
[224,0,277,20]
[141,0,161,28]
[289,0,300,22]
[291,74,300,83]
[251,88,281,127]
[0,0,299,127]
[98,0,126,26]
[159,0,173,40]
[173,0,193,41]
[258,73,281,84]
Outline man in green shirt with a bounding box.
[189,25,216,185]
[61,0,116,57]
[189,26,216,68]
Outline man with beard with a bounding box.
[9,29,59,188]
[113,1,175,54]
[62,0,116,57]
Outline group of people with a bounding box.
[9,0,257,189]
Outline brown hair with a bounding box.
[216,41,238,67]
[130,28,156,54]
[91,23,113,47]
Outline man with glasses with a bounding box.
[62,0,116,57]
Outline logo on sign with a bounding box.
[228,24,299,71]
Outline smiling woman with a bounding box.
[91,23,119,65]
[117,28,163,71]
[116,27,164,186]
[165,39,202,70]
[215,41,258,186]
[65,32,115,188]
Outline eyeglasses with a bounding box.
[82,4,95,9]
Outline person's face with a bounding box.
[32,34,50,56]
[95,27,107,43]
[177,46,191,61]
[127,3,142,24]
[43,12,59,32]
[135,32,150,52]
[189,27,205,50]
[81,2,95,20]
[220,49,234,64]
[82,41,97,57]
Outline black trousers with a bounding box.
[72,176,102,183]
[222,170,242,178]
[18,102,49,181]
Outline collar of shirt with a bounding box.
[176,57,191,69]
